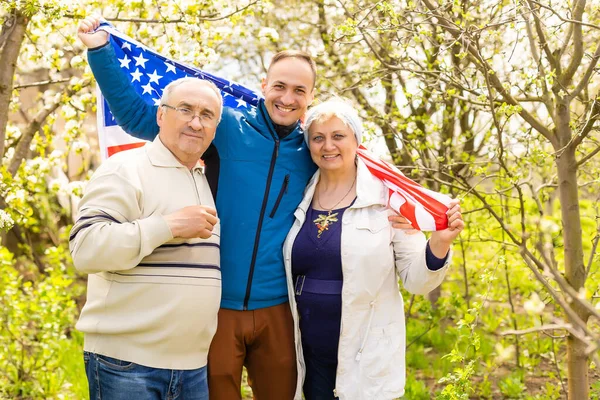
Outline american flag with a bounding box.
[96,22,260,158]
[94,24,451,231]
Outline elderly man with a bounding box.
[69,77,222,400]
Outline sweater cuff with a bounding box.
[138,214,174,250]
[425,241,448,271]
[88,41,111,52]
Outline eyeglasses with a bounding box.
[161,104,217,124]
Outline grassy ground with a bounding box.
[64,335,600,399]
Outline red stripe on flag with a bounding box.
[356,145,449,231]
[393,188,421,230]
[107,142,147,157]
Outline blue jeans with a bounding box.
[84,351,209,400]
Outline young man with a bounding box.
[78,16,317,399]
[70,77,223,399]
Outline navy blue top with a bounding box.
[291,204,448,363]
[292,204,349,363]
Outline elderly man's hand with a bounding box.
[164,206,218,239]
[77,15,109,48]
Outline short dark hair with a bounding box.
[268,50,317,89]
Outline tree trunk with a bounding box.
[0,10,28,158]
[555,105,589,400]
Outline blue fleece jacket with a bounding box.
[87,43,316,310]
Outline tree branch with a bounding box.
[570,43,600,99]
[65,1,258,24]
[524,0,558,71]
[500,323,571,337]
[576,144,600,168]
[8,78,91,176]
[529,0,600,31]
[13,78,71,90]
[573,96,600,147]
[0,10,28,158]
[420,0,555,142]
[519,6,553,112]
[585,226,600,279]
[518,251,597,342]
[560,0,586,87]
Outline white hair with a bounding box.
[304,99,363,144]
[160,77,223,121]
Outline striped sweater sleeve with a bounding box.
[69,171,173,274]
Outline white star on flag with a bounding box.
[147,70,163,84]
[141,82,154,95]
[130,68,143,82]
[236,98,247,108]
[97,22,260,162]
[165,63,177,74]
[119,55,131,69]
[133,53,149,68]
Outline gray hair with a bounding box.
[160,77,223,121]
[304,99,363,144]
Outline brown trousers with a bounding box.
[208,303,297,400]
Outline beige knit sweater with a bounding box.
[70,137,221,370]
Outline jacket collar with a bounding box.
[256,99,304,142]
[297,158,387,215]
[145,136,205,173]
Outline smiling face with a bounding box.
[157,80,221,168]
[307,116,359,173]
[261,57,315,126]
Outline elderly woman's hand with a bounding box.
[429,199,464,258]
[388,199,464,258]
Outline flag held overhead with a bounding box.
[93,23,449,231]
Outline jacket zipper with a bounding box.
[269,174,289,218]
[243,105,281,310]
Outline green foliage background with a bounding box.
[1,0,599,399]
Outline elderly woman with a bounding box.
[283,100,464,400]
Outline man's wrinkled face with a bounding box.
[157,81,221,167]
[261,57,315,126]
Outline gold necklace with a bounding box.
[313,176,356,238]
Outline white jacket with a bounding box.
[283,159,451,400]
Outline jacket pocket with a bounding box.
[359,321,405,395]
[355,215,389,233]
[269,174,290,218]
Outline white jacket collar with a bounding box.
[297,158,387,215]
